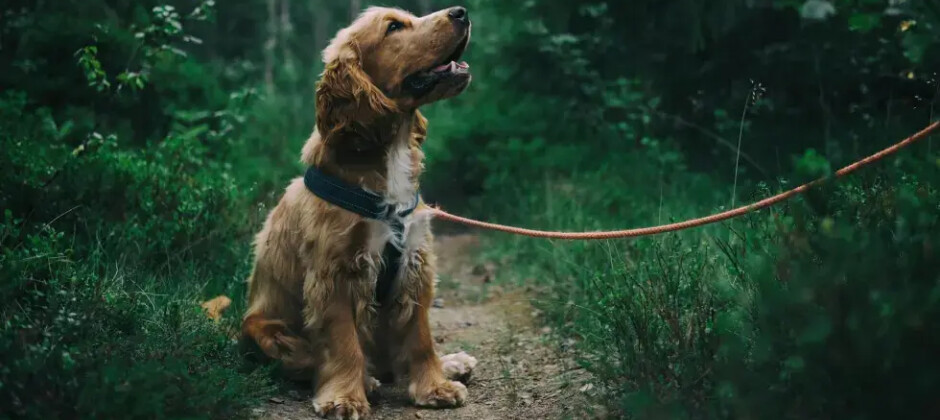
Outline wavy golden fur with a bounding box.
[241,6,472,419]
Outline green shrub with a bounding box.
[0,2,284,417]
[486,145,940,418]
[3,0,940,418]
[715,165,940,419]
[0,81,275,420]
[0,210,273,419]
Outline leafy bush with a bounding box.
[424,0,940,203]
[485,149,939,418]
[0,212,272,419]
[3,0,940,418]
[433,2,940,416]
[715,163,940,418]
[0,2,283,418]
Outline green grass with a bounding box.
[0,213,275,419]
[478,149,940,418]
[3,1,940,418]
[0,81,286,419]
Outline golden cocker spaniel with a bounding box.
[242,6,473,419]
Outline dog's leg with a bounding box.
[242,312,316,376]
[309,285,371,419]
[370,325,397,385]
[401,306,468,408]
[242,258,315,377]
[388,248,468,408]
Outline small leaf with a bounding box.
[848,13,881,33]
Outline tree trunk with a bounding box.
[418,0,432,15]
[280,0,297,124]
[281,0,293,47]
[310,0,331,93]
[350,0,361,20]
[264,0,278,94]
[280,0,293,70]
[312,0,330,52]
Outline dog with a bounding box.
[241,6,473,419]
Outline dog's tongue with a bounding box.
[432,61,470,73]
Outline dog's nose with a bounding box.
[448,6,468,23]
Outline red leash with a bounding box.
[430,121,940,240]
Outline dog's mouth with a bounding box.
[424,34,470,76]
[402,34,470,97]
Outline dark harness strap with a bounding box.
[303,167,419,305]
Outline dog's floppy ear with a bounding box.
[411,110,428,145]
[315,42,395,138]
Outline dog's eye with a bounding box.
[386,20,404,35]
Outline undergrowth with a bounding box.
[3,0,940,418]
[480,130,940,419]
[0,2,292,417]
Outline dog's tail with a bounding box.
[242,313,318,377]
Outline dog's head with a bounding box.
[316,6,471,135]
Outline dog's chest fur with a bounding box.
[363,119,429,277]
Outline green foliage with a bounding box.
[0,1,284,418]
[75,46,112,92]
[446,2,940,417]
[714,167,940,418]
[3,0,940,418]
[0,214,272,418]
[424,0,940,201]
[485,147,940,418]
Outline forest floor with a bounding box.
[253,233,598,420]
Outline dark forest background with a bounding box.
[2,0,939,418]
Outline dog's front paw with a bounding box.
[365,376,381,395]
[440,351,478,383]
[410,380,468,408]
[312,395,370,419]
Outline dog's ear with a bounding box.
[300,129,323,166]
[316,43,395,138]
[411,110,428,145]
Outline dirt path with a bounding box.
[255,234,593,420]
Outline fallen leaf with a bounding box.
[201,295,232,321]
